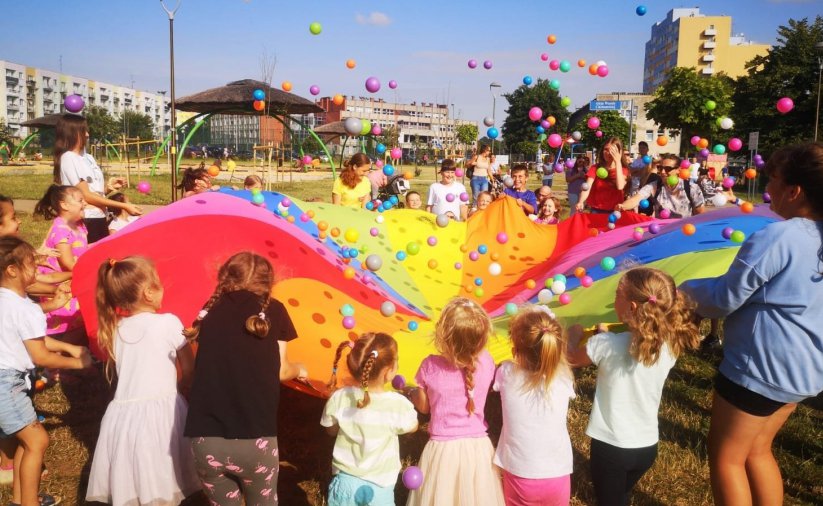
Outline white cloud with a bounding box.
[355,12,392,26]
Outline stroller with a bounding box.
[376,174,411,207]
[488,173,506,198]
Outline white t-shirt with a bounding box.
[59,150,106,219]
[585,331,676,448]
[427,181,467,220]
[109,215,140,233]
[0,288,47,371]
[493,360,575,479]
[320,386,418,487]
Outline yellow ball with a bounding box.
[344,228,359,243]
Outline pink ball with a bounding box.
[540,53,549,61]
[301,155,313,165]
[559,293,571,305]
[632,230,644,241]
[388,80,398,89]
[597,65,609,77]
[455,168,464,177]
[728,138,743,151]
[690,135,701,146]
[680,159,691,169]
[427,236,437,246]
[342,316,356,329]
[548,133,562,148]
[659,209,671,219]
[136,181,151,194]
[776,97,794,114]
[549,60,560,70]
[371,124,382,136]
[496,232,508,244]
[445,193,455,202]
[459,192,469,202]
[467,59,477,69]
[309,85,320,95]
[469,251,480,261]
[281,197,292,207]
[454,262,463,270]
[370,227,379,237]
[375,159,384,168]
[483,60,493,69]
[587,116,601,129]
[722,177,735,189]
[365,77,381,93]
[300,213,310,222]
[528,107,543,122]
[390,147,402,160]
[581,275,593,287]
[595,130,603,138]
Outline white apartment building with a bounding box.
[1,59,171,139]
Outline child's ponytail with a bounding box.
[358,350,379,409]
[327,333,398,408]
[245,295,271,338]
[34,184,74,220]
[0,237,36,283]
[463,363,477,414]
[183,283,227,341]
[326,340,353,392]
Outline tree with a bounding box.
[571,111,633,154]
[732,16,823,155]
[456,124,478,146]
[501,79,569,155]
[0,119,15,148]
[645,67,735,153]
[117,110,156,140]
[86,106,119,144]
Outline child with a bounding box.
[697,168,717,204]
[567,267,700,506]
[0,236,92,506]
[322,333,418,505]
[494,306,575,506]
[107,192,140,234]
[534,197,562,225]
[184,252,307,505]
[244,175,263,191]
[178,167,214,197]
[86,256,200,506]
[405,191,422,210]
[541,155,554,188]
[426,159,468,221]
[468,191,492,218]
[34,185,89,340]
[406,297,505,506]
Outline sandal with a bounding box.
[7,492,62,506]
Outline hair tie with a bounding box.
[197,309,208,320]
[370,350,378,358]
[647,295,657,304]
[347,341,355,349]
[467,388,475,399]
[258,311,267,320]
[540,326,551,334]
[109,258,117,267]
[331,367,337,373]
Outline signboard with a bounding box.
[748,131,759,151]
[589,100,625,111]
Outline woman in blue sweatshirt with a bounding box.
[681,142,823,506]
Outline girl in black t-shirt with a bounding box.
[183,252,307,506]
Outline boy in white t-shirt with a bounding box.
[426,159,468,221]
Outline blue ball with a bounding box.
[523,75,533,85]
[642,155,652,164]
[365,201,374,211]
[536,126,545,134]
[487,127,499,139]
[349,249,358,258]
[377,204,385,212]
[376,143,386,154]
[383,164,395,176]
[474,277,483,286]
[408,321,419,331]
[636,5,647,16]
[608,213,618,223]
[396,251,407,261]
[639,199,650,209]
[341,248,350,259]
[477,244,488,254]
[253,89,265,100]
[389,195,399,204]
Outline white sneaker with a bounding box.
[0,466,12,487]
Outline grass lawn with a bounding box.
[1,168,816,506]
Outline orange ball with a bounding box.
[35,379,46,391]
[679,168,691,180]
[697,138,709,149]
[588,64,599,75]
[490,252,500,261]
[343,267,356,279]
[317,220,329,231]
[740,202,754,214]
[330,227,340,237]
[574,266,586,278]
[525,279,536,290]
[682,223,696,236]
[286,215,295,223]
[307,210,316,218]
[744,168,757,179]
[346,59,356,69]
[577,59,586,67]
[403,171,413,180]
[656,136,668,147]
[281,81,292,92]
[547,34,557,44]
[253,100,265,112]
[207,165,220,177]
[427,259,438,269]
[459,244,469,253]
[547,116,556,126]
[589,228,600,237]
[332,94,344,106]
[318,231,327,240]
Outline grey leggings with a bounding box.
[190,436,279,506]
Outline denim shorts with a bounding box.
[328,472,395,506]
[0,369,37,438]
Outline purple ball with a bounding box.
[342,316,356,329]
[467,59,477,69]
[565,159,576,169]
[64,94,84,113]
[483,60,493,69]
[388,80,398,89]
[365,77,381,93]
[721,227,734,240]
[309,85,320,95]
[649,223,661,234]
[427,236,437,246]
[445,193,455,202]
[553,163,564,173]
[762,192,771,203]
[540,120,551,129]
[391,375,406,390]
[402,466,424,490]
[699,148,710,158]
[459,192,469,202]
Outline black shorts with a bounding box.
[84,217,109,243]
[714,373,786,417]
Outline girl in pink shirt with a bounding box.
[406,297,504,506]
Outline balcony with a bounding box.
[5,75,19,85]
[704,27,716,36]
[703,41,716,49]
[702,54,716,62]
[702,67,714,75]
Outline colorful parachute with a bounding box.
[73,190,778,396]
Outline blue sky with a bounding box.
[2,0,820,125]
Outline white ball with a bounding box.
[607,222,616,229]
[712,194,728,206]
[375,215,385,224]
[380,301,396,317]
[612,211,622,220]
[581,182,590,191]
[720,117,734,130]
[483,116,495,127]
[504,176,514,188]
[488,262,502,276]
[550,281,566,295]
[537,289,553,303]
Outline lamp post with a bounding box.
[814,41,823,142]
[160,0,181,202]
[489,82,501,154]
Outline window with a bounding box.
[645,130,654,141]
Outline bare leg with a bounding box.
[13,421,49,506]
[746,403,796,506]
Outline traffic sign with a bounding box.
[590,100,625,111]
[748,132,759,151]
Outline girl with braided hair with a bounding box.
[406,297,505,506]
[567,267,701,506]
[86,256,200,505]
[184,252,307,506]
[321,333,418,505]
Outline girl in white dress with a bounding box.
[86,256,200,506]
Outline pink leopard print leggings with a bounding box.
[190,436,279,506]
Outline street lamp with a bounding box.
[814,41,823,142]
[160,0,181,202]
[489,82,501,154]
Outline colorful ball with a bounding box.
[388,80,398,89]
[380,301,396,317]
[587,116,600,129]
[309,22,322,35]
[391,374,405,390]
[704,100,717,111]
[64,94,84,113]
[253,89,265,101]
[682,223,696,236]
[496,232,508,244]
[365,77,381,93]
[636,5,647,16]
[721,227,734,240]
[309,85,320,96]
[253,100,265,111]
[596,167,609,179]
[728,138,743,151]
[487,127,499,139]
[137,181,151,194]
[581,275,594,287]
[483,60,493,69]
[528,107,543,122]
[730,230,746,243]
[523,75,533,85]
[600,256,616,271]
[390,147,402,160]
[558,293,572,305]
[467,59,477,69]
[776,97,794,114]
[649,223,662,234]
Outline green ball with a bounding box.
[716,117,724,127]
[359,119,371,136]
[550,79,561,90]
[474,288,485,298]
[713,144,726,155]
[406,242,421,255]
[309,22,322,35]
[705,100,716,111]
[538,133,547,141]
[667,174,679,186]
[560,96,571,107]
[559,60,571,72]
[730,230,746,243]
[505,303,518,316]
[596,167,609,179]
